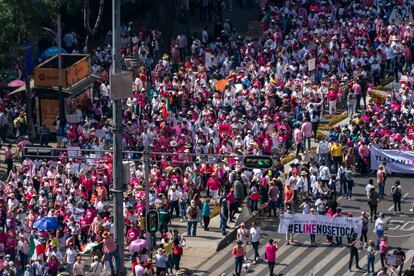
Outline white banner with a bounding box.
[370,145,414,174]
[278,214,362,237]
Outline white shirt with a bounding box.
[249,226,261,243]
[134,264,145,276]
[90,261,103,276]
[168,189,181,201]
[65,248,77,264]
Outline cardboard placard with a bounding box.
[67,147,81,158]
[218,124,231,135]
[216,79,229,91]
[308,58,316,72]
[205,52,213,69]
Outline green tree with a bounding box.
[0,0,61,140]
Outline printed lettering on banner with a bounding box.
[278,214,362,237]
[218,124,231,135]
[370,145,414,174]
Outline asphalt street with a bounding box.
[195,175,414,276]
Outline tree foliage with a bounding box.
[0,0,64,65]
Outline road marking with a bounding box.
[309,247,347,275]
[400,221,414,231]
[387,220,405,230]
[285,246,330,275]
[276,246,307,271]
[387,192,409,211]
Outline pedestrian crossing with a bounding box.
[196,242,414,276]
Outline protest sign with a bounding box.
[66,114,83,124]
[218,124,231,135]
[278,214,362,237]
[308,58,316,71]
[67,147,81,158]
[205,52,213,69]
[216,79,229,91]
[370,145,414,174]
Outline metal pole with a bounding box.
[143,147,151,252]
[57,13,66,136]
[111,0,125,274]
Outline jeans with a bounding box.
[187,220,197,236]
[310,234,316,244]
[378,183,385,198]
[355,94,361,112]
[336,236,342,246]
[268,261,275,275]
[252,241,260,260]
[235,256,244,276]
[348,104,354,120]
[360,229,368,243]
[367,255,375,272]
[376,229,384,249]
[67,263,74,276]
[295,143,303,157]
[349,248,360,269]
[107,249,121,275]
[220,217,227,234]
[304,137,311,151]
[380,252,386,268]
[268,200,277,216]
[346,186,353,199]
[170,200,180,218]
[394,198,401,212]
[180,201,188,219]
[203,216,210,230]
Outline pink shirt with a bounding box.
[102,236,117,253]
[265,244,277,262]
[301,122,312,138]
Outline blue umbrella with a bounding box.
[33,217,60,231]
[40,47,67,61]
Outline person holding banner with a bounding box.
[348,232,362,272]
[333,208,343,246]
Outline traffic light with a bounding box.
[146,210,159,234]
[243,156,273,169]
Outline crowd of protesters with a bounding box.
[0,0,413,275]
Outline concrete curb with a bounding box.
[216,205,258,251]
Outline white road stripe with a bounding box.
[308,246,347,275]
[320,247,350,275]
[387,192,409,211]
[285,245,330,275]
[276,246,307,272]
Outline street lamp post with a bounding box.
[57,13,66,137]
[111,0,126,275]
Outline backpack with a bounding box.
[392,186,402,198]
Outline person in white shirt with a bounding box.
[317,138,330,164]
[168,185,181,218]
[90,256,103,276]
[249,222,262,263]
[375,213,388,248]
[318,162,331,185]
[134,261,145,276]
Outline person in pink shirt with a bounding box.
[206,172,220,202]
[352,79,362,112]
[227,188,236,221]
[301,119,312,151]
[265,239,278,276]
[294,125,303,157]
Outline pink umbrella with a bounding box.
[7,79,25,88]
[127,239,149,251]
